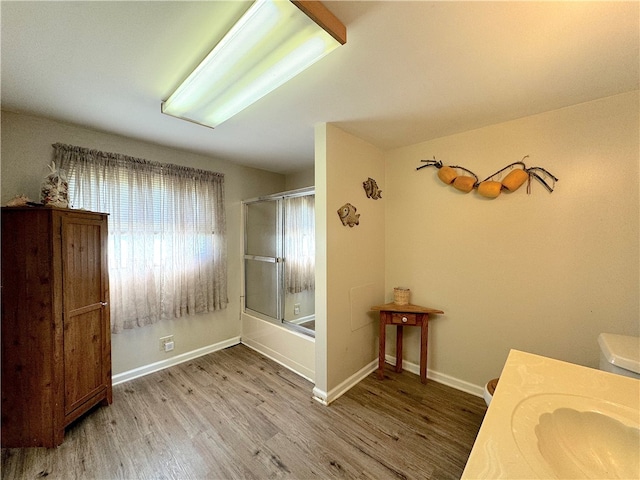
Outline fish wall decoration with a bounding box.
[363,177,382,199]
[337,203,360,227]
[416,156,558,198]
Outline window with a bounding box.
[55,143,227,333]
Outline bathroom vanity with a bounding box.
[462,349,640,479]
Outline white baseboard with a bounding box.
[312,359,378,405]
[385,354,484,398]
[241,338,315,383]
[311,387,328,405]
[112,337,241,385]
[112,337,485,401]
[313,357,483,405]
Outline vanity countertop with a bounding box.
[461,349,640,479]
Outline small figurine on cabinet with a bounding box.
[41,162,69,208]
[5,194,32,207]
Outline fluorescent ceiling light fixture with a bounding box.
[162,0,346,128]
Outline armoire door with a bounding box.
[61,215,109,416]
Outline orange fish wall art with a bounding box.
[417,156,558,198]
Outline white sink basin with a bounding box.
[511,394,640,479]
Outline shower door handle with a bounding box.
[244,255,277,263]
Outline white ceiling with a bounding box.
[2,1,638,175]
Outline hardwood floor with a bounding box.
[1,345,486,479]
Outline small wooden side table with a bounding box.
[371,303,444,384]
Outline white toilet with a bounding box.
[598,333,640,379]
[483,334,638,408]
[483,377,499,406]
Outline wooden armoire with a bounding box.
[1,207,112,448]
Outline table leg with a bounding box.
[420,315,429,383]
[396,325,403,373]
[377,313,386,379]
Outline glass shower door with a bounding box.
[244,199,282,320]
[282,195,315,329]
[243,188,315,336]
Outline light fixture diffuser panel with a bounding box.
[162,0,344,128]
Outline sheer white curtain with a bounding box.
[284,195,315,294]
[55,143,227,333]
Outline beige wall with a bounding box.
[285,167,314,190]
[1,111,286,375]
[315,123,386,400]
[3,90,637,396]
[384,91,640,390]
